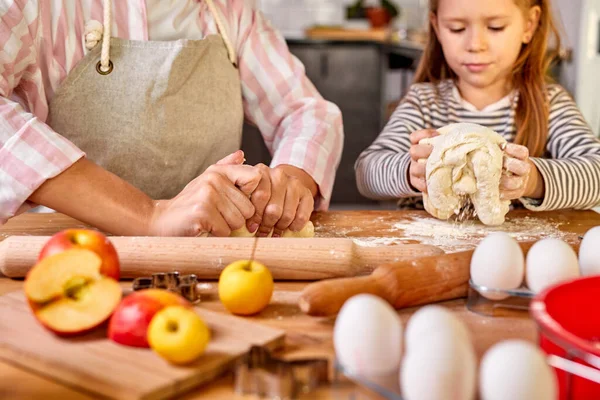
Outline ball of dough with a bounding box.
[230,221,315,238]
[281,221,315,238]
[423,123,510,226]
[229,226,257,237]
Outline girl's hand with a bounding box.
[408,129,439,193]
[500,144,535,200]
[149,163,261,237]
[245,164,314,238]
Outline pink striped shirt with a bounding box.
[0,0,344,224]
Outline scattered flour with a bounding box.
[352,237,409,247]
[353,216,578,253]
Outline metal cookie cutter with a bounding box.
[234,345,329,400]
[132,272,201,303]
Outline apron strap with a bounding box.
[100,0,112,73]
[86,0,237,74]
[204,0,238,67]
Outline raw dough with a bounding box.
[230,221,315,238]
[421,123,510,226]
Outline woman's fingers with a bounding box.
[257,168,287,237]
[215,150,245,165]
[289,193,314,232]
[272,185,301,237]
[245,164,272,234]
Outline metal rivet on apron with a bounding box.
[96,60,114,75]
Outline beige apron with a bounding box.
[47,0,243,200]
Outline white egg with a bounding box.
[479,340,557,400]
[526,238,580,293]
[579,226,600,276]
[401,332,477,400]
[404,305,471,351]
[333,294,403,376]
[470,232,524,300]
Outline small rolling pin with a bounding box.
[0,236,443,280]
[299,241,581,316]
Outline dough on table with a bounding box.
[230,221,315,237]
[421,123,510,226]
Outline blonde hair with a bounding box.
[414,0,562,157]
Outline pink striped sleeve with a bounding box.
[0,1,84,224]
[225,0,343,210]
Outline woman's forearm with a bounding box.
[28,158,156,236]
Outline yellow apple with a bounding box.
[147,306,210,364]
[218,260,274,315]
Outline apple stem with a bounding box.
[166,320,178,332]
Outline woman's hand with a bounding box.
[501,144,544,200]
[149,162,262,237]
[245,164,314,237]
[408,129,439,193]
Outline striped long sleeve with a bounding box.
[0,2,85,224]
[522,88,600,210]
[354,86,424,199]
[0,0,343,225]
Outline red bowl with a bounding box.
[530,275,600,400]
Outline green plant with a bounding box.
[381,0,400,19]
[346,0,365,19]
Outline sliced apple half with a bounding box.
[24,248,122,336]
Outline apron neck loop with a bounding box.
[204,0,238,68]
[90,0,237,73]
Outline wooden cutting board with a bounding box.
[0,236,443,280]
[0,291,285,400]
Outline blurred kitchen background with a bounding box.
[240,0,600,210]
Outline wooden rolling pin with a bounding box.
[299,241,581,316]
[0,236,443,280]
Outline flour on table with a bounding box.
[351,237,409,247]
[383,216,577,252]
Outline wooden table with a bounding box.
[1,210,598,400]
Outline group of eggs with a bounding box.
[334,298,556,400]
[333,226,600,399]
[471,226,600,297]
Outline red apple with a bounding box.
[39,229,120,280]
[108,289,190,348]
[24,248,122,336]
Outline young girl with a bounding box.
[355,0,600,212]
